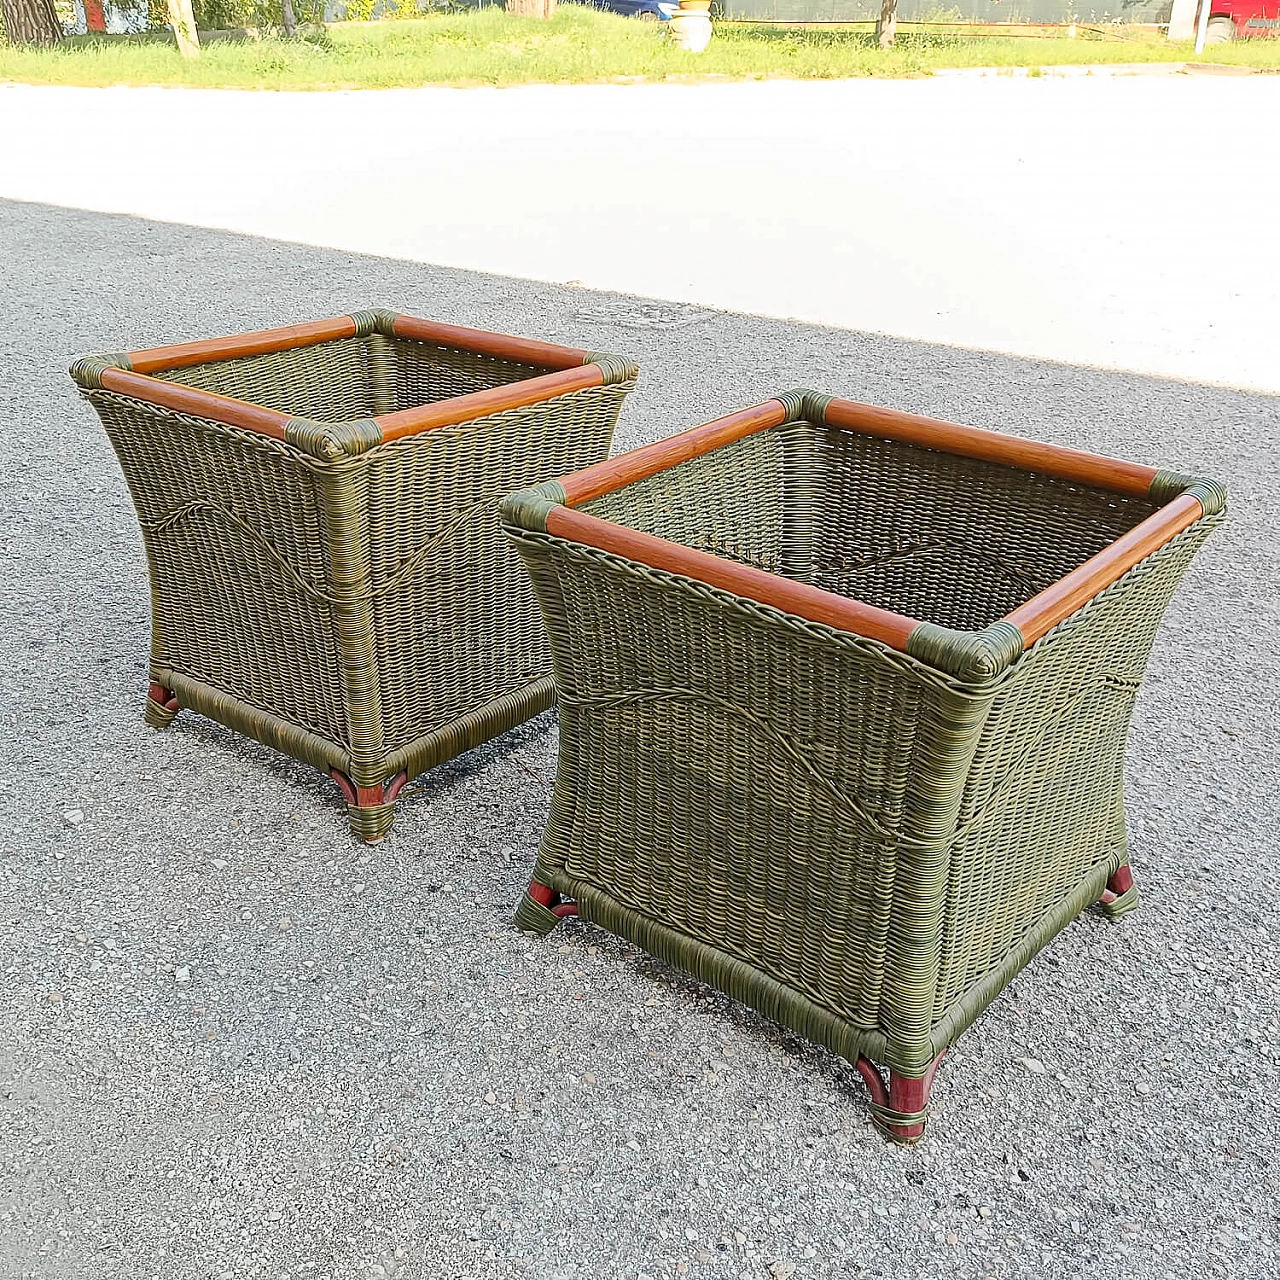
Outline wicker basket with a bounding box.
[501,389,1226,1141]
[71,310,638,841]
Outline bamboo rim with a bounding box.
[99,313,609,443]
[547,396,1202,656]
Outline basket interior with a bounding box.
[154,334,555,422]
[581,421,1163,632]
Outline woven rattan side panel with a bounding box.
[519,532,947,1038]
[157,338,379,421]
[582,424,819,579]
[810,429,1163,630]
[391,340,552,410]
[364,385,630,761]
[931,519,1221,1025]
[90,391,349,746]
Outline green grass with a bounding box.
[2,8,1279,90]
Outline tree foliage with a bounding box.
[167,0,322,30]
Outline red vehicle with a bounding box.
[1203,0,1280,40]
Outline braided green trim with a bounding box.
[369,307,401,337]
[867,1099,930,1142]
[501,480,567,534]
[513,892,562,936]
[347,309,385,339]
[155,667,351,777]
[69,353,132,389]
[772,388,810,422]
[285,417,383,460]
[1149,469,1229,515]
[1099,883,1139,919]
[380,676,556,783]
[584,351,641,385]
[144,691,178,728]
[1184,478,1228,517]
[801,390,835,424]
[1147,468,1196,505]
[337,418,385,456]
[347,800,396,843]
[978,621,1026,672]
[907,620,1024,682]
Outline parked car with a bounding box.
[1202,0,1280,40]
[590,0,679,19]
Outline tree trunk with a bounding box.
[506,0,556,16]
[166,0,200,57]
[281,0,297,38]
[0,0,62,46]
[876,0,896,48]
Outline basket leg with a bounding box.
[330,768,409,844]
[513,880,579,936]
[145,681,180,729]
[855,1052,945,1144]
[1099,861,1139,920]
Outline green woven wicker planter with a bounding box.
[71,310,638,841]
[502,389,1226,1141]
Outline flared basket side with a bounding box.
[85,389,352,754]
[511,516,982,1070]
[365,379,636,776]
[78,330,636,787]
[928,514,1224,1039]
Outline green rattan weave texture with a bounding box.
[73,320,637,838]
[157,335,553,421]
[807,428,1164,628]
[503,410,1224,1103]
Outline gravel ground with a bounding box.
[2,197,1278,1280]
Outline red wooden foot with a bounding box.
[1099,863,1139,918]
[514,879,577,934]
[1101,863,1133,904]
[529,880,579,919]
[148,682,179,712]
[145,681,180,728]
[329,768,409,808]
[855,1051,945,1143]
[329,768,410,842]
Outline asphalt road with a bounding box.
[1,80,1278,1280]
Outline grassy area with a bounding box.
[2,8,1279,90]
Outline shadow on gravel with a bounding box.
[3,197,1278,1280]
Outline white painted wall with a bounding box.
[3,77,1278,392]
